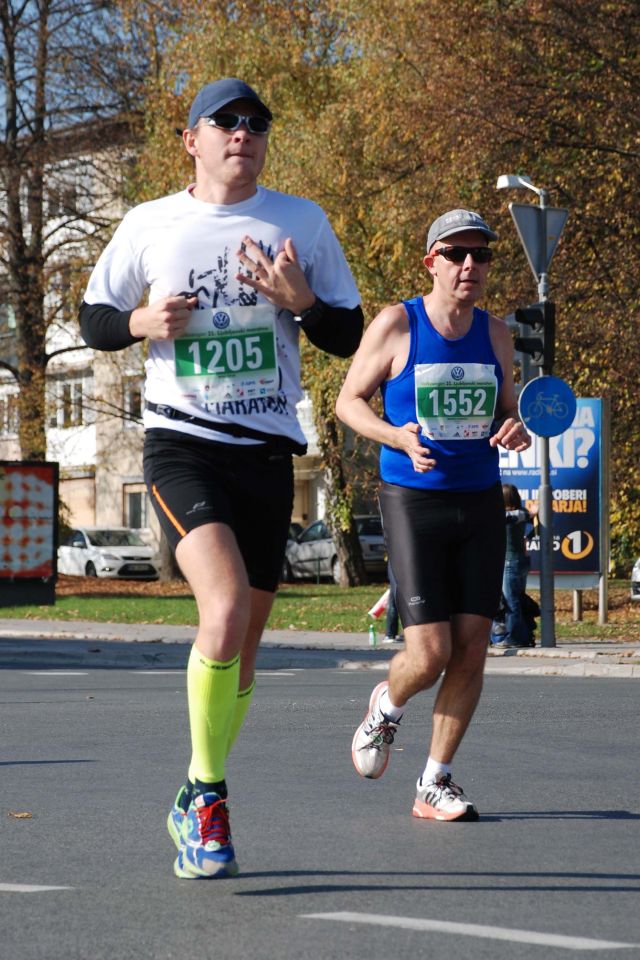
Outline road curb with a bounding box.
[0,621,638,677]
[340,658,640,678]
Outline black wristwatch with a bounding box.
[293,296,327,325]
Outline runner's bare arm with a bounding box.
[336,305,437,473]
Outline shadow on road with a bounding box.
[232,866,640,897]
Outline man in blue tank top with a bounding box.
[336,208,532,821]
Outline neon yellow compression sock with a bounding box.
[227,680,256,756]
[186,645,240,785]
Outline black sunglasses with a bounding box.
[205,112,271,135]
[434,245,493,264]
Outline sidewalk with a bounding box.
[0,618,638,677]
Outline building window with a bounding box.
[48,378,85,429]
[47,182,78,218]
[0,301,16,334]
[62,381,83,427]
[0,393,19,436]
[50,265,74,323]
[47,392,58,429]
[124,484,149,528]
[123,376,144,426]
[46,161,93,220]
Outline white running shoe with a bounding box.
[412,773,479,822]
[351,680,400,779]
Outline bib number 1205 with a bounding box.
[175,330,275,378]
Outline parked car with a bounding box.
[283,515,386,583]
[58,527,161,580]
[631,557,640,601]
[288,522,303,542]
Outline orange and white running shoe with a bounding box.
[412,774,479,822]
[351,680,400,779]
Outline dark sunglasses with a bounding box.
[205,112,271,135]
[434,245,493,264]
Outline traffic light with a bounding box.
[508,300,555,374]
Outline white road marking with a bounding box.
[22,671,87,676]
[130,670,184,675]
[0,883,72,893]
[130,670,298,676]
[255,671,297,677]
[130,669,298,677]
[301,912,639,951]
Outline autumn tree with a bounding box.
[0,0,170,459]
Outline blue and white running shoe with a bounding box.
[174,792,239,880]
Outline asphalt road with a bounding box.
[1,666,639,960]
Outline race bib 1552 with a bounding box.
[415,362,498,440]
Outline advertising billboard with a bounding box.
[498,399,608,589]
[0,461,58,605]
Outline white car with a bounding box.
[631,558,640,601]
[58,527,161,580]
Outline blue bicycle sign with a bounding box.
[518,375,577,437]
[528,392,569,420]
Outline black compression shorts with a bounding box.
[379,481,506,627]
[143,428,294,593]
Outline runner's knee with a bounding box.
[404,637,450,688]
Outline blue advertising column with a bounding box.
[499,399,608,594]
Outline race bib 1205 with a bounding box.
[173,303,278,403]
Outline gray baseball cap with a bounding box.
[187,78,272,129]
[426,209,497,252]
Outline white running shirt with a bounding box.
[84,185,360,446]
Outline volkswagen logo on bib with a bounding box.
[451,366,465,381]
[213,311,231,329]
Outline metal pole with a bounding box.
[537,189,556,647]
[572,590,583,621]
[538,435,556,646]
[598,397,611,625]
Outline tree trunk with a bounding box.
[314,396,367,587]
[17,367,47,460]
[158,530,183,582]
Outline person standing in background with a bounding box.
[384,563,403,643]
[492,483,538,648]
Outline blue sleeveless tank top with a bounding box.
[380,297,503,491]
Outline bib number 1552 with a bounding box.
[418,385,495,419]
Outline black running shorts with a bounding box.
[379,481,506,627]
[143,428,294,593]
